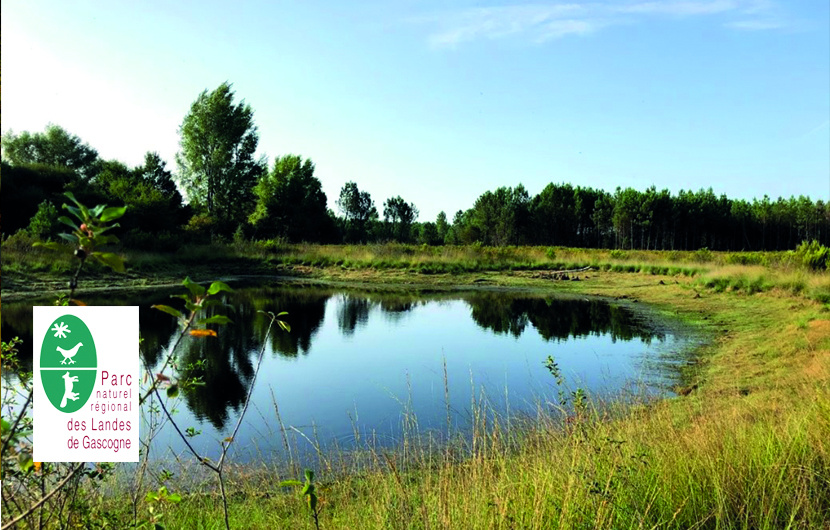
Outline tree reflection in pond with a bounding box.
[2,285,683,453]
[465,294,662,343]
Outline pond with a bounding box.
[1,281,692,464]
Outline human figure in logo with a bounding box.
[61,372,80,408]
[57,342,83,365]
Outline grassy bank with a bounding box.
[4,239,828,302]
[3,245,830,528]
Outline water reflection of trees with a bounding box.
[138,302,180,367]
[5,286,667,432]
[177,299,263,429]
[2,291,184,372]
[465,295,662,343]
[241,288,329,357]
[337,295,372,335]
[1,304,35,372]
[167,287,330,429]
[337,292,427,330]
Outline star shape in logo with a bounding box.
[51,322,71,339]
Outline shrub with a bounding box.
[694,247,714,263]
[725,252,764,266]
[610,249,628,260]
[2,230,40,252]
[794,240,830,271]
[183,213,215,243]
[26,200,60,240]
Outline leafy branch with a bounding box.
[34,191,127,299]
[143,280,289,530]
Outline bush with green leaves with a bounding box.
[694,247,714,263]
[25,200,60,240]
[34,191,127,276]
[793,240,830,271]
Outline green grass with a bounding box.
[5,239,822,288]
[103,375,830,529]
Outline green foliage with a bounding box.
[153,277,235,331]
[336,181,378,242]
[280,469,321,530]
[140,152,180,197]
[2,124,100,178]
[249,155,333,242]
[25,200,60,240]
[794,240,830,271]
[93,154,186,237]
[184,213,216,236]
[0,160,85,235]
[725,252,766,266]
[532,182,577,246]
[145,485,183,529]
[694,247,714,263]
[465,185,530,246]
[417,222,440,245]
[383,195,419,242]
[1,338,36,480]
[435,211,450,244]
[442,184,830,252]
[176,82,265,233]
[34,191,127,273]
[544,355,567,406]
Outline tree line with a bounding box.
[2,82,828,251]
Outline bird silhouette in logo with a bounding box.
[60,372,80,408]
[57,342,83,365]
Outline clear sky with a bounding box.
[2,0,828,221]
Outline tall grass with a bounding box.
[237,243,715,276]
[140,378,830,529]
[3,238,820,281]
[696,264,830,304]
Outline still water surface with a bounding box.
[2,282,690,462]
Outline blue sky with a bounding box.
[2,0,828,221]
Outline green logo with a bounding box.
[40,315,97,413]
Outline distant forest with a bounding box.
[2,83,828,253]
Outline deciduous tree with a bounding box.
[336,181,377,242]
[2,124,99,178]
[176,82,265,232]
[383,196,419,242]
[249,155,333,241]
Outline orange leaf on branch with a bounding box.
[189,329,218,338]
